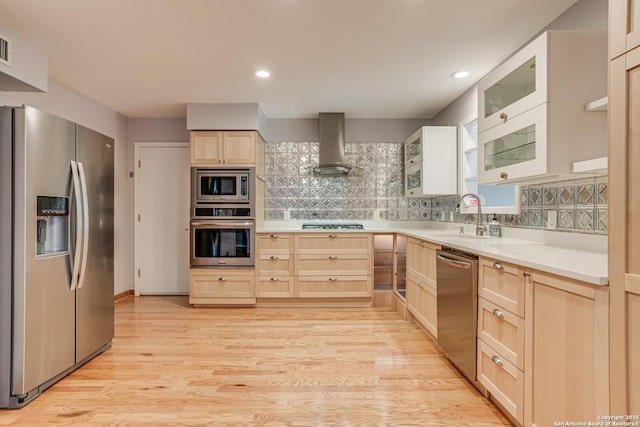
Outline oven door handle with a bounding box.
[191,221,255,228]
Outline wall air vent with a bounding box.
[0,33,12,66]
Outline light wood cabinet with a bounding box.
[477,256,526,424]
[404,126,457,197]
[608,10,640,412]
[477,339,524,423]
[610,0,640,59]
[294,233,372,300]
[190,130,259,166]
[189,268,256,305]
[405,237,439,337]
[478,257,525,317]
[477,31,607,184]
[256,233,294,298]
[524,270,609,426]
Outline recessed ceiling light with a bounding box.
[451,70,470,79]
[255,70,270,78]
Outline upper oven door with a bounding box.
[190,221,255,267]
[192,168,252,203]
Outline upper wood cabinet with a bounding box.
[610,0,640,59]
[190,130,260,166]
[477,31,608,185]
[404,126,457,197]
[608,14,640,411]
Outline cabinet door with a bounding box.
[190,131,222,165]
[478,32,547,133]
[404,129,422,166]
[222,131,256,165]
[404,163,423,198]
[478,103,547,185]
[609,47,640,414]
[610,0,640,58]
[525,271,609,426]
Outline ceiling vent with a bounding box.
[0,33,11,66]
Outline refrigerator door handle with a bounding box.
[77,162,90,289]
[69,160,83,291]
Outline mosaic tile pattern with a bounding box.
[263,141,607,235]
[512,176,608,234]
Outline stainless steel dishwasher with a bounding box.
[436,247,479,386]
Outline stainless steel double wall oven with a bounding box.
[190,168,255,267]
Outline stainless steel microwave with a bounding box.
[192,168,253,204]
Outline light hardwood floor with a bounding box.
[0,296,511,426]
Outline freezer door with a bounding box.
[75,125,114,362]
[12,107,77,395]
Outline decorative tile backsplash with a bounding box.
[263,141,607,235]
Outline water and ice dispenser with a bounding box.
[35,195,69,256]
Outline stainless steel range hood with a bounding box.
[312,112,357,175]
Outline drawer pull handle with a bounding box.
[329,234,337,238]
[270,277,279,281]
[328,277,338,281]
[523,271,531,277]
[418,282,424,288]
[329,255,338,260]
[419,241,425,246]
[499,112,508,120]
[270,255,280,260]
[500,172,508,180]
[491,355,504,367]
[218,277,226,281]
[269,234,278,238]
[492,309,505,318]
[493,262,504,271]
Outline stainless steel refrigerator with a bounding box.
[0,106,114,408]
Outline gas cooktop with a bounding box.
[301,223,364,230]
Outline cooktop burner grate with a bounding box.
[301,223,364,230]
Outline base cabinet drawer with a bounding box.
[479,257,525,317]
[295,255,370,276]
[295,233,371,253]
[296,276,372,297]
[256,233,293,253]
[477,297,524,370]
[256,277,294,298]
[477,339,524,424]
[256,255,293,276]
[189,270,256,305]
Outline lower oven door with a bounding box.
[190,221,255,267]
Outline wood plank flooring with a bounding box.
[0,296,511,426]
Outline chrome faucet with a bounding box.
[459,193,486,236]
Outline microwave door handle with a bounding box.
[69,161,82,291]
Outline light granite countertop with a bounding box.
[258,221,608,286]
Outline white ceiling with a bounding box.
[0,0,578,119]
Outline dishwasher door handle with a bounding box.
[437,254,472,270]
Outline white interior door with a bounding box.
[134,142,189,295]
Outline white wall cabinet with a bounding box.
[404,126,457,197]
[477,31,607,185]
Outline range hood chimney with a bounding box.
[313,112,353,175]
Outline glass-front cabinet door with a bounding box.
[478,32,548,133]
[478,103,547,184]
[404,163,423,197]
[405,132,422,166]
